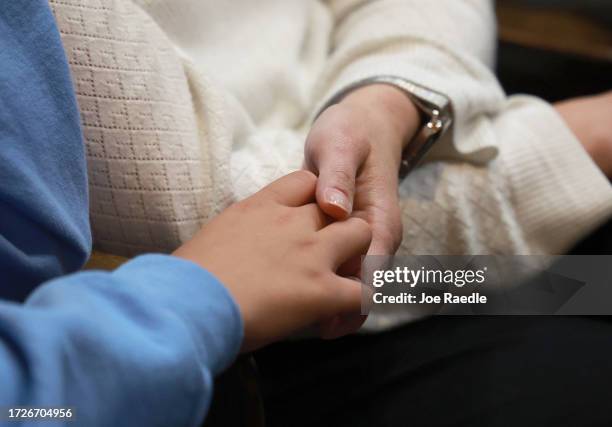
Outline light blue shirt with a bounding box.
[0,2,243,425]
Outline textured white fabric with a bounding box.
[50,0,231,256]
[49,0,612,316]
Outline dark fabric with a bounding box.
[255,219,612,427]
[497,42,612,103]
[256,316,612,427]
[570,219,612,255]
[497,2,612,103]
[204,357,265,427]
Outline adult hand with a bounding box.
[304,84,421,256]
[173,171,372,351]
[555,91,612,177]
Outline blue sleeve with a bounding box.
[0,2,245,425]
[0,254,244,427]
[0,0,91,301]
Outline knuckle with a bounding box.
[274,207,297,226]
[296,235,319,251]
[329,168,355,189]
[302,267,332,298]
[333,129,368,158]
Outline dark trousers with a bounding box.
[256,316,612,427]
[254,220,612,427]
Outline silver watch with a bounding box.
[322,76,453,179]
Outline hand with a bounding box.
[304,84,421,256]
[173,171,372,351]
[555,91,612,177]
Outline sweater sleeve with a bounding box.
[395,96,612,257]
[317,0,506,161]
[0,0,91,301]
[0,254,243,427]
[364,96,612,331]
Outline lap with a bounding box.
[256,316,612,427]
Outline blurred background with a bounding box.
[496,0,612,102]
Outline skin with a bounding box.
[303,84,421,338]
[172,88,609,351]
[555,91,612,178]
[305,84,421,257]
[306,85,611,336]
[174,171,372,351]
[307,86,612,260]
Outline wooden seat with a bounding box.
[84,250,128,271]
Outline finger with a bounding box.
[367,226,401,256]
[317,275,373,337]
[318,217,372,268]
[316,173,357,219]
[324,276,364,315]
[259,170,317,207]
[319,312,367,340]
[315,159,359,220]
[366,203,403,257]
[297,203,332,230]
[337,255,361,278]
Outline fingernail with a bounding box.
[325,188,351,213]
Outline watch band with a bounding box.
[320,76,453,179]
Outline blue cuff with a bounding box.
[112,254,244,375]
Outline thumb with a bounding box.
[316,159,358,220]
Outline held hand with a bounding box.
[304,84,421,256]
[173,171,372,351]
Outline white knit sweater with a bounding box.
[50,0,612,328]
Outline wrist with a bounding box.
[340,83,421,149]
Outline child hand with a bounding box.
[173,171,372,351]
[304,84,421,256]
